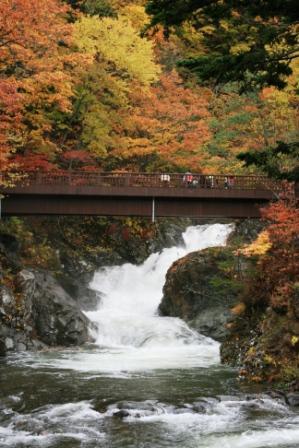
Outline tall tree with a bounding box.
[238,141,299,181]
[0,0,86,177]
[74,15,160,86]
[69,13,161,165]
[146,0,299,91]
[111,71,211,171]
[204,82,299,173]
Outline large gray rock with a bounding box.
[189,307,234,342]
[30,271,91,346]
[159,247,243,341]
[0,269,91,351]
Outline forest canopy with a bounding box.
[146,0,299,91]
[0,0,298,183]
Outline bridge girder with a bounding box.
[2,193,269,218]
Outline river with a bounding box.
[0,224,299,447]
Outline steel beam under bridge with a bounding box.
[1,190,273,219]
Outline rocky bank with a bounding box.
[0,269,91,354]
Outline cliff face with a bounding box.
[221,205,299,390]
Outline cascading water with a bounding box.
[78,223,234,373]
[32,223,233,374]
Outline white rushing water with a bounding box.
[2,394,299,448]
[73,223,235,373]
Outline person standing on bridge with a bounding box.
[160,173,171,185]
[183,171,193,187]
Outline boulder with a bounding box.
[0,269,92,352]
[159,247,242,341]
[30,270,91,346]
[57,254,99,310]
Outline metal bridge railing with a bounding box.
[2,171,282,191]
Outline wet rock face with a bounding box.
[286,393,299,407]
[0,286,21,354]
[0,269,91,351]
[56,256,99,312]
[220,305,299,389]
[30,271,91,346]
[227,219,265,245]
[159,248,242,341]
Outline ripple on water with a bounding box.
[0,401,105,447]
[2,395,298,448]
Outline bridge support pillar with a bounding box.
[152,197,155,223]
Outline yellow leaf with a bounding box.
[74,16,160,85]
[239,231,272,257]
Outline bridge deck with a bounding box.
[1,172,283,218]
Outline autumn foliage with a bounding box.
[0,0,298,180]
[112,72,211,170]
[0,0,298,388]
[0,0,81,181]
[240,193,299,313]
[260,200,299,311]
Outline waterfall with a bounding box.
[82,223,234,373]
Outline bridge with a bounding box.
[0,172,283,219]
